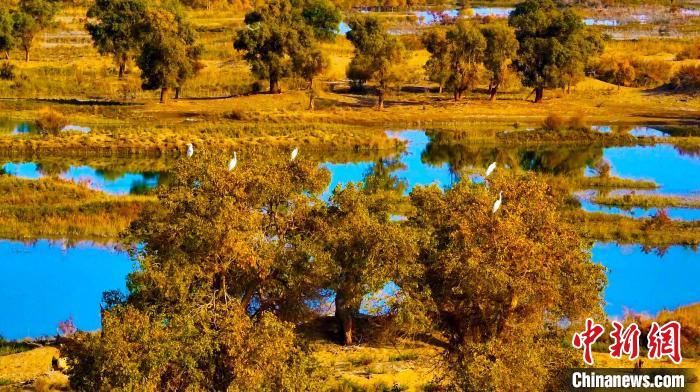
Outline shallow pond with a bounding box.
[0,240,133,340]
[0,120,91,135]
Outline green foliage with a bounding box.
[346,15,405,109]
[300,161,419,344]
[421,29,450,93]
[0,5,14,57]
[480,22,518,100]
[509,0,602,102]
[422,20,486,101]
[86,0,149,79]
[445,20,485,101]
[12,0,58,61]
[234,0,340,93]
[136,3,203,102]
[409,173,606,390]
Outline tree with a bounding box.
[12,0,57,62]
[136,4,202,103]
[346,15,406,109]
[292,46,327,110]
[423,21,485,101]
[481,22,518,101]
[0,6,13,60]
[421,29,451,94]
[64,151,331,390]
[86,0,148,79]
[301,162,418,345]
[234,0,340,94]
[509,0,601,102]
[409,173,606,390]
[446,20,485,101]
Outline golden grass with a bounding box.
[0,175,153,241]
[592,194,700,209]
[570,211,700,247]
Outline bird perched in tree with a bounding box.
[485,162,497,177]
[492,191,503,213]
[228,152,237,171]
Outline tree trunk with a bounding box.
[160,87,169,104]
[489,82,500,101]
[269,77,281,94]
[377,88,384,110]
[534,87,544,103]
[175,87,181,100]
[24,49,29,62]
[4,51,9,60]
[335,292,354,345]
[438,83,443,94]
[307,78,314,110]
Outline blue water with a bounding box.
[594,243,700,318]
[2,162,160,195]
[322,130,454,199]
[588,144,700,196]
[0,240,133,340]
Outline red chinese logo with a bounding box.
[572,318,605,366]
[609,321,641,360]
[573,319,683,365]
[648,321,682,364]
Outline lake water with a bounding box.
[594,243,700,318]
[2,162,162,195]
[0,240,133,340]
[585,144,700,196]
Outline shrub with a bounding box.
[568,113,588,130]
[223,109,245,121]
[671,65,700,93]
[676,44,700,60]
[543,114,566,131]
[36,109,69,135]
[593,55,672,87]
[0,62,15,80]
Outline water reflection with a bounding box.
[594,242,700,318]
[2,160,169,195]
[0,240,133,340]
[322,130,700,204]
[0,120,90,134]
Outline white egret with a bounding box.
[228,152,237,171]
[291,147,299,161]
[485,162,497,177]
[492,191,503,214]
[186,143,194,158]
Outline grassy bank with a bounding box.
[592,194,700,209]
[571,211,700,247]
[0,175,153,241]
